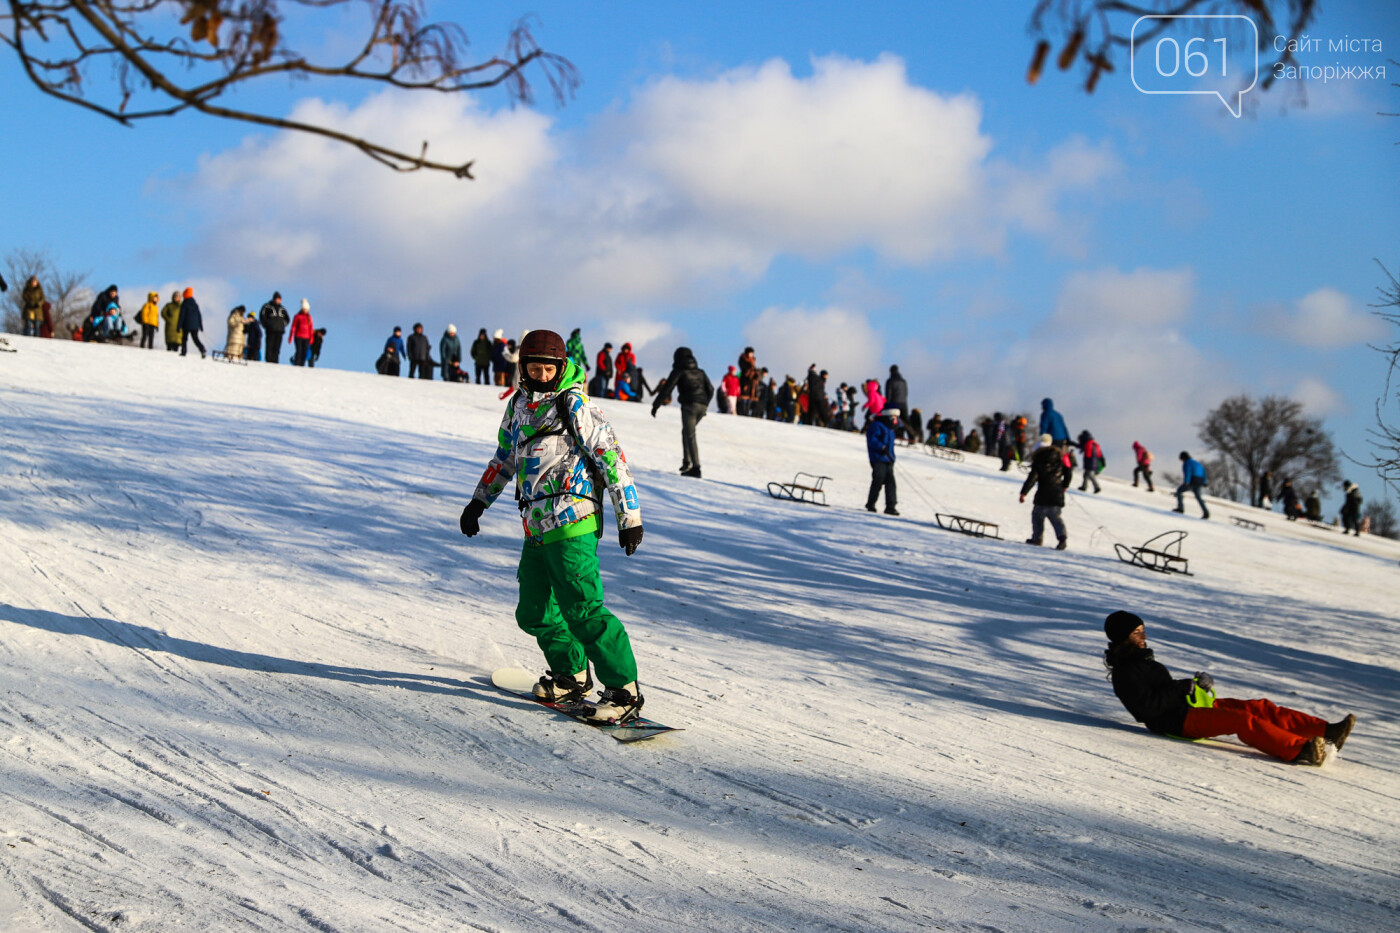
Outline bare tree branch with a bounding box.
[1025,0,1319,98]
[1,0,579,178]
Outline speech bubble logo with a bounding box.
[1131,15,1259,117]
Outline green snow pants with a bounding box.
[515,534,638,688]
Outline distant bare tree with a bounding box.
[0,1,578,179]
[1367,260,1400,495]
[1026,1,1319,95]
[1200,455,1246,503]
[3,248,91,337]
[1363,499,1398,539]
[1197,394,1340,505]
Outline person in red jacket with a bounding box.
[1132,441,1155,492]
[1077,429,1104,494]
[592,343,614,397]
[720,365,741,414]
[289,299,314,366]
[614,342,635,384]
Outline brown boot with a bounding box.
[1325,714,1356,750]
[1293,736,1327,766]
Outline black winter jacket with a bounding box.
[653,348,713,408]
[1020,445,1071,507]
[407,332,432,362]
[259,300,290,335]
[885,371,908,410]
[178,297,203,333]
[1108,646,1193,735]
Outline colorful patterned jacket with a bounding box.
[472,359,641,543]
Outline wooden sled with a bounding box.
[211,350,248,365]
[1230,516,1264,532]
[935,513,1001,539]
[766,472,831,506]
[924,445,965,463]
[1114,530,1192,576]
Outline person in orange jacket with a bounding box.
[289,299,314,366]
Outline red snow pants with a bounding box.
[1181,697,1326,761]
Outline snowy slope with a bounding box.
[1,337,1397,933]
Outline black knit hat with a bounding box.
[1104,610,1144,644]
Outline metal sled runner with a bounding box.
[924,445,965,463]
[935,513,1001,539]
[1114,530,1192,576]
[766,472,831,507]
[1230,516,1264,532]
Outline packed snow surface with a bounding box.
[1,337,1397,932]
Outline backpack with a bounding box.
[551,391,606,539]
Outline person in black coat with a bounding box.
[406,323,434,379]
[258,292,290,363]
[1018,434,1071,548]
[884,365,909,420]
[651,347,714,478]
[178,287,205,358]
[1102,611,1354,765]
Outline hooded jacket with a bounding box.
[440,330,462,367]
[472,359,642,543]
[407,329,432,362]
[867,416,897,465]
[566,330,588,371]
[260,298,290,335]
[862,379,886,417]
[22,280,45,321]
[615,344,635,378]
[1020,445,1072,507]
[138,293,160,327]
[161,293,183,342]
[1133,442,1152,467]
[1341,483,1363,520]
[653,347,713,408]
[885,367,908,410]
[1039,398,1069,444]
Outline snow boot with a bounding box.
[884,507,900,516]
[866,504,878,513]
[533,668,593,703]
[587,683,644,723]
[1025,537,1042,546]
[1293,736,1327,766]
[1325,714,1356,750]
[682,467,702,479]
[1055,539,1068,550]
[1172,507,1185,514]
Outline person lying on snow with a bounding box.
[1102,611,1355,765]
[459,329,647,723]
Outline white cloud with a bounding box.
[903,265,1230,461]
[742,306,883,384]
[1293,376,1346,416]
[1261,287,1384,348]
[175,55,1119,336]
[1049,266,1196,330]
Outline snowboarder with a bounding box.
[459,329,646,722]
[1101,610,1354,765]
[1019,434,1071,549]
[1340,481,1363,536]
[1174,451,1209,519]
[651,347,713,478]
[1132,441,1155,492]
[865,407,899,516]
[1077,430,1104,493]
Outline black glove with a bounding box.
[460,499,486,537]
[1193,671,1214,692]
[620,524,643,556]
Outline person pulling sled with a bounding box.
[459,329,647,722]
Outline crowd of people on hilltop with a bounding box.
[12,276,327,366]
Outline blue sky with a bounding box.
[3,0,1398,510]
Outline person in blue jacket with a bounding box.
[383,327,407,376]
[1039,398,1069,446]
[1174,451,1210,519]
[865,407,899,516]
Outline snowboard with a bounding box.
[490,668,679,743]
